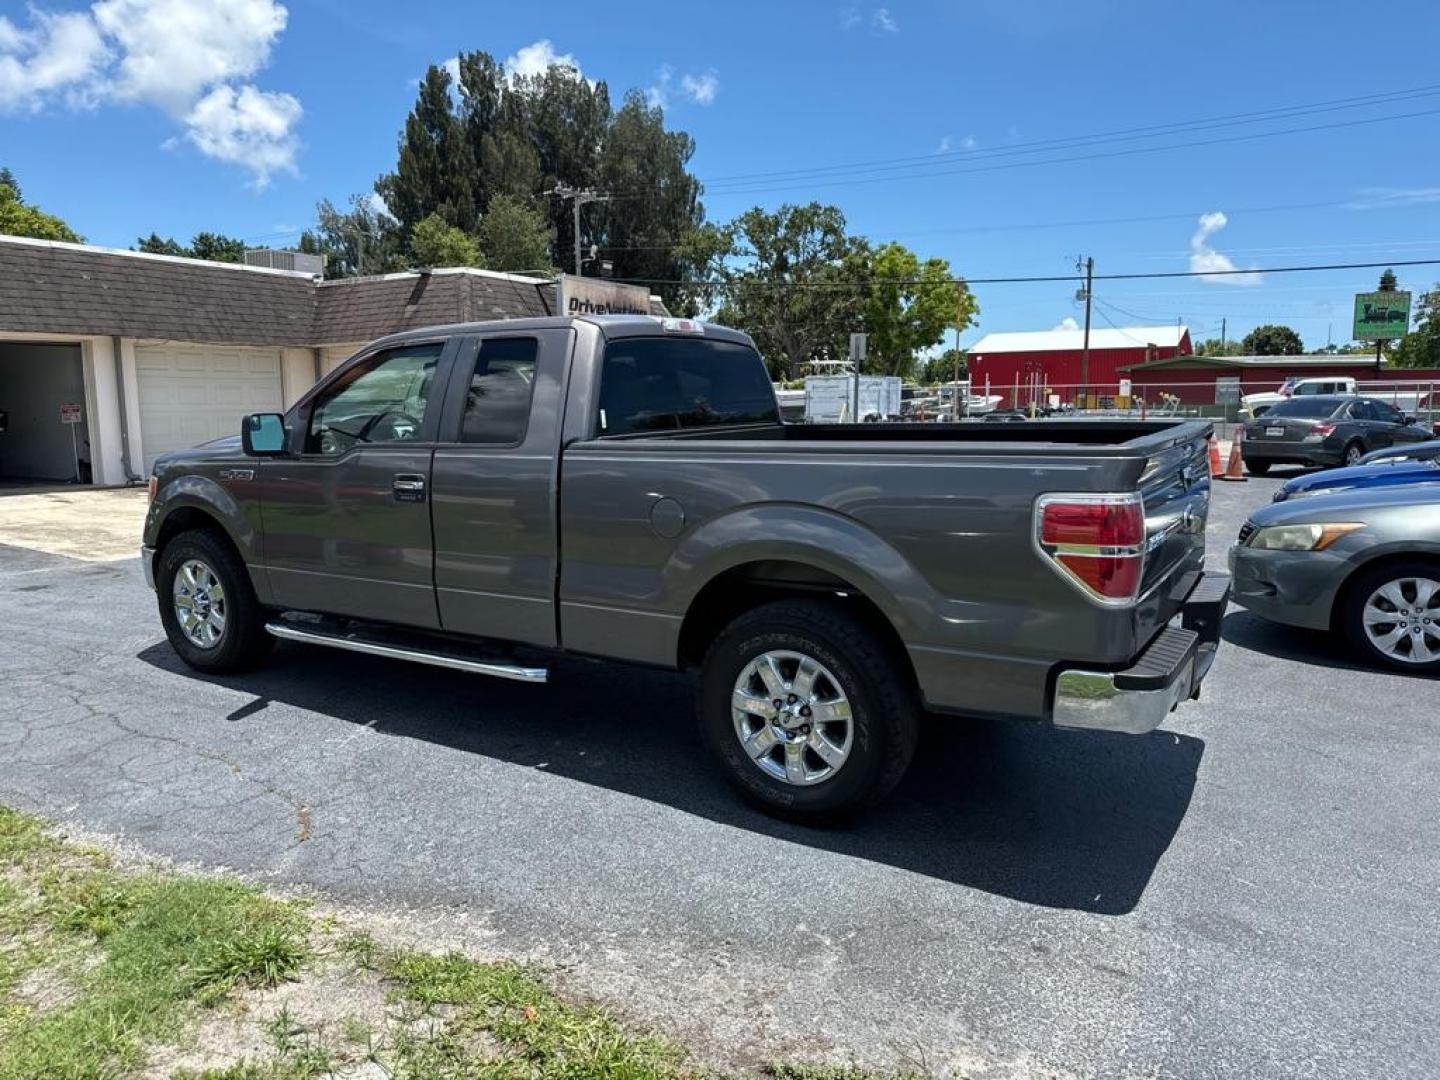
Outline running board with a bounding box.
[264,621,549,683]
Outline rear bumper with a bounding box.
[1242,443,1341,467]
[1051,572,1229,734]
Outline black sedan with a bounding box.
[1241,395,1432,474]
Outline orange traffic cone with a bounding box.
[1208,434,1224,478]
[1217,427,1248,482]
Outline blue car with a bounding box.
[1357,438,1440,465]
[1272,458,1440,503]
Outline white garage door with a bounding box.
[136,343,284,470]
[320,343,364,375]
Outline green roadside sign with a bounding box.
[1353,291,1412,341]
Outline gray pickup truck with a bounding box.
[143,315,1228,820]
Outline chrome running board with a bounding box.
[264,620,549,684]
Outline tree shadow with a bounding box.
[138,641,1205,916]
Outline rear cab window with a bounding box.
[597,336,779,436]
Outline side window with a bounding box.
[460,338,538,444]
[1373,401,1404,424]
[597,337,779,436]
[1348,400,1374,421]
[306,343,442,456]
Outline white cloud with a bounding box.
[645,63,673,108]
[938,134,976,153]
[873,7,898,32]
[504,39,582,81]
[840,6,861,29]
[442,55,460,84]
[1347,187,1440,210]
[1188,211,1263,285]
[0,0,298,184]
[184,83,301,188]
[363,191,393,220]
[1054,316,1080,331]
[680,69,719,105]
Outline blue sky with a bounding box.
[3,0,1439,349]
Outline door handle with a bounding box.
[392,473,427,502]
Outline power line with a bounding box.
[612,256,1440,290]
[696,83,1440,187]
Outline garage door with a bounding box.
[136,343,284,471]
[320,343,364,375]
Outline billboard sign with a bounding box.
[1353,291,1412,341]
[558,273,652,317]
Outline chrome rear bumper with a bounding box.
[1051,572,1229,735]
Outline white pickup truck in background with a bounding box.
[1242,376,1427,418]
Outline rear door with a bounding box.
[263,338,456,629]
[429,329,573,646]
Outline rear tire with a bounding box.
[1244,460,1270,476]
[698,599,919,823]
[156,529,274,675]
[1342,441,1365,467]
[1340,560,1440,674]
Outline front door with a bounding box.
[262,338,456,628]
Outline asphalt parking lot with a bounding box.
[1,476,1435,1079]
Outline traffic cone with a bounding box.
[1217,427,1248,482]
[1208,434,1224,478]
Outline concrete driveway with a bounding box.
[0,475,1435,1078]
[0,487,147,561]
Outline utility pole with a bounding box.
[1077,256,1094,409]
[1220,317,1227,351]
[547,186,611,276]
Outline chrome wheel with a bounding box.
[731,650,854,786]
[172,558,227,649]
[1362,576,1440,664]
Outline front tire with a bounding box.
[156,529,274,674]
[698,599,919,823]
[1244,459,1270,476]
[1340,560,1440,673]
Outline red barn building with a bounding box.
[968,325,1192,406]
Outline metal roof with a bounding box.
[1121,353,1388,371]
[970,325,1190,354]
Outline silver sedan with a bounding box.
[1229,485,1440,672]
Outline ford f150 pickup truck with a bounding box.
[142,315,1229,820]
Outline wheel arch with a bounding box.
[1330,547,1440,630]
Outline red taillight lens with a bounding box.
[1036,495,1146,604]
[1040,500,1144,548]
[146,475,158,503]
[1312,423,1335,436]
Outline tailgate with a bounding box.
[1136,431,1210,599]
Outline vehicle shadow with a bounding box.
[137,641,1206,916]
[1220,608,1434,680]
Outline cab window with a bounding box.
[460,337,538,444]
[306,343,442,455]
[597,337,779,436]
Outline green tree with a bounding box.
[409,212,479,267]
[1379,267,1398,292]
[1391,285,1440,369]
[0,167,81,242]
[860,242,976,377]
[300,195,405,278]
[711,203,868,379]
[921,348,967,385]
[378,64,477,238]
[1195,337,1246,356]
[1241,324,1305,355]
[594,91,705,310]
[189,232,245,263]
[136,233,190,256]
[475,194,554,273]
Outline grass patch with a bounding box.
[0,805,918,1079]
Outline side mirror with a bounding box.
[242,413,287,456]
[1404,414,1419,425]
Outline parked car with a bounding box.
[1240,376,1427,420]
[1230,485,1440,672]
[142,315,1228,821]
[980,409,1028,422]
[1241,395,1432,474]
[1271,458,1440,502]
[1358,438,1440,465]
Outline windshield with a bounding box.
[598,336,779,436]
[1265,399,1342,419]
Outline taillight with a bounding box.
[1035,494,1146,604]
[1311,422,1336,436]
[146,475,158,502]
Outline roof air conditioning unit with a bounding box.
[243,248,325,276]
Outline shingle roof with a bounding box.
[970,325,1190,354]
[0,237,668,347]
[0,235,316,346]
